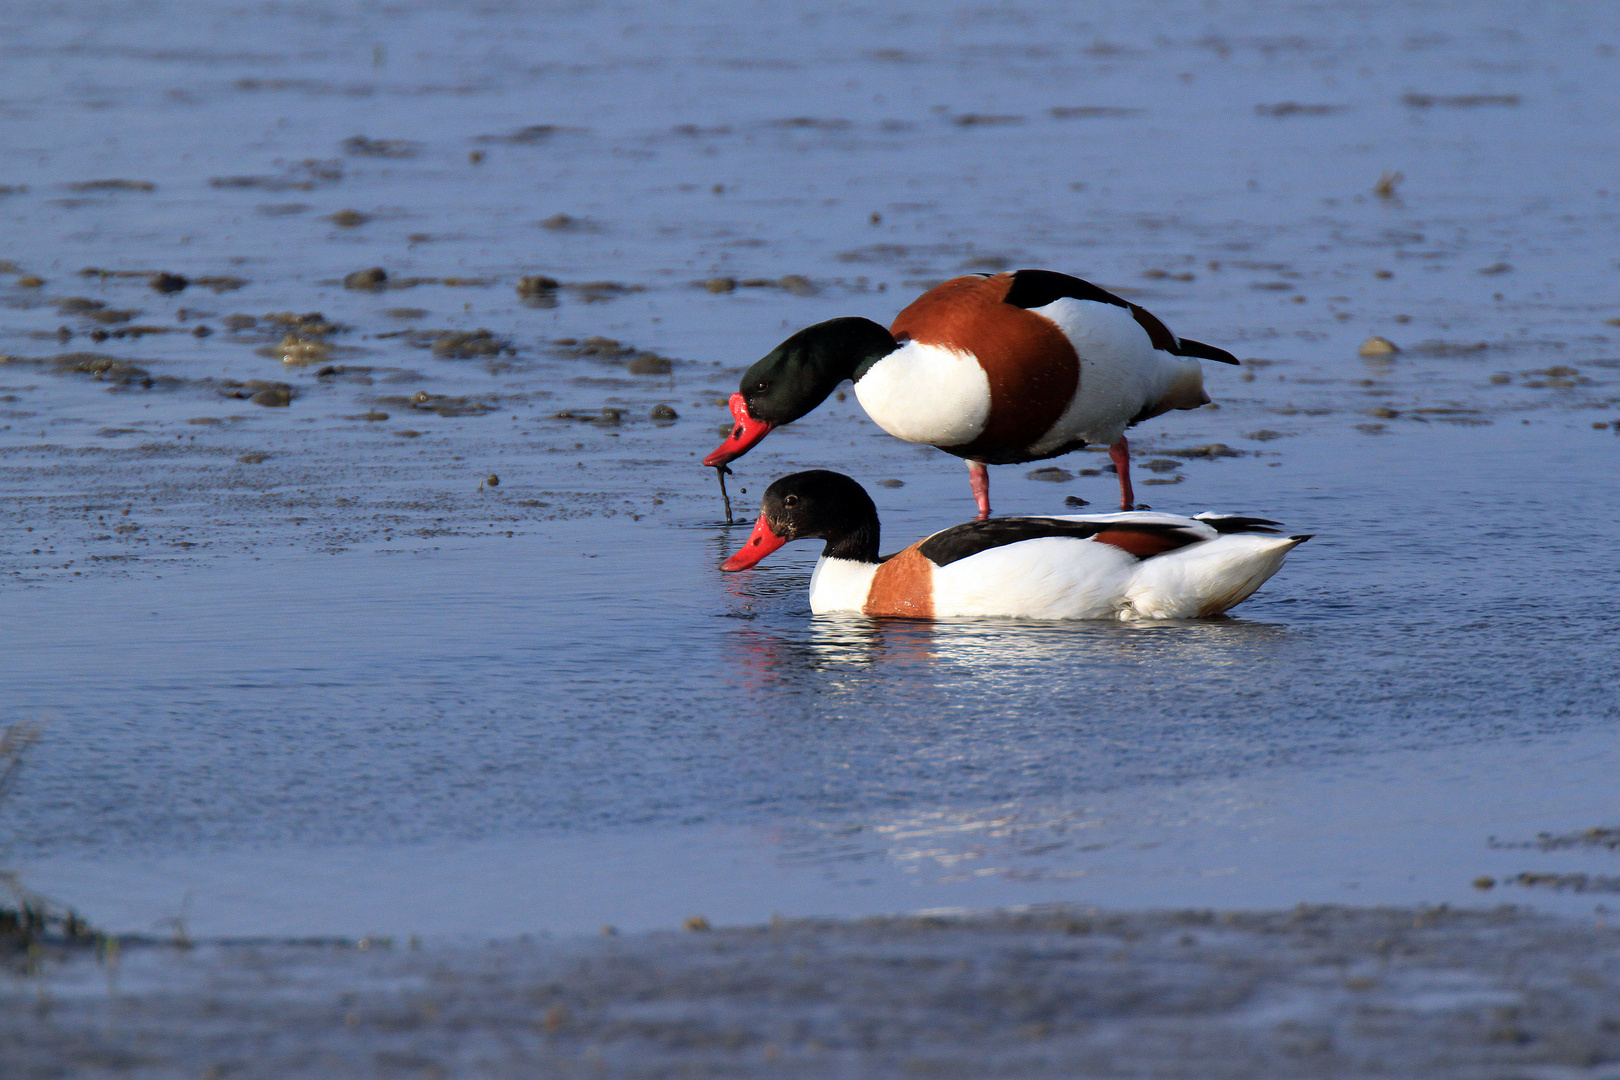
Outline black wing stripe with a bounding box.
[1196,515,1282,534]
[1001,269,1130,312]
[1002,270,1239,364]
[1171,337,1241,365]
[916,517,1203,568]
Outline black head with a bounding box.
[720,470,882,571]
[738,317,898,425]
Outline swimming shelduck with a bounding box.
[720,471,1309,620]
[704,269,1240,518]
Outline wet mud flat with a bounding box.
[8,905,1620,1079]
[2,0,1620,1059]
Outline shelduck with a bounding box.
[720,471,1308,621]
[704,269,1240,518]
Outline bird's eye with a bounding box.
[782,494,799,508]
[754,381,770,393]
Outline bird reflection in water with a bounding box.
[722,611,1292,697]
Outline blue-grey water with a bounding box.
[1,0,1617,937]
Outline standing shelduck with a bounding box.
[704,269,1240,518]
[720,471,1309,621]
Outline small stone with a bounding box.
[778,274,815,296]
[683,915,711,932]
[1594,421,1611,430]
[649,404,678,421]
[330,209,371,227]
[1489,372,1512,385]
[250,387,290,407]
[432,330,507,358]
[395,429,421,438]
[1374,269,1394,279]
[874,478,905,488]
[627,353,672,375]
[237,452,268,463]
[1143,458,1181,473]
[1371,406,1400,419]
[516,275,559,297]
[1063,495,1089,507]
[223,314,257,331]
[1245,429,1286,441]
[1026,467,1073,482]
[1165,443,1242,459]
[703,277,736,293]
[343,267,388,289]
[149,272,188,294]
[192,325,212,337]
[1358,336,1399,357]
[485,474,499,487]
[469,150,485,165]
[15,275,44,287]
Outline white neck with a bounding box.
[807,557,879,614]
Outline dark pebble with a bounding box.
[517,275,559,297]
[1026,467,1073,482]
[330,209,371,227]
[649,404,679,421]
[250,387,292,407]
[192,325,212,338]
[485,474,500,487]
[1063,495,1089,507]
[344,267,388,290]
[627,354,672,375]
[875,478,905,488]
[703,277,736,293]
[150,272,189,294]
[237,452,268,464]
[1143,458,1182,473]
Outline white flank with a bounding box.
[1124,533,1305,619]
[808,557,879,614]
[798,514,1304,621]
[1024,298,1205,453]
[852,340,991,447]
[931,537,1141,619]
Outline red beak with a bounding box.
[703,393,775,467]
[720,511,790,572]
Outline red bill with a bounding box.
[703,392,774,467]
[720,511,788,571]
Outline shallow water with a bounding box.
[1,0,1618,938]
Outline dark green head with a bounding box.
[705,318,898,467]
[740,317,898,425]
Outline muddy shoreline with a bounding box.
[8,904,1620,1078]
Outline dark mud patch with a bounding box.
[473,124,584,144]
[5,906,1620,1078]
[372,391,499,418]
[341,135,420,158]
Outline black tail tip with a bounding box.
[1288,534,1314,544]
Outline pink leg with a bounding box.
[966,460,991,520]
[1109,438,1136,511]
